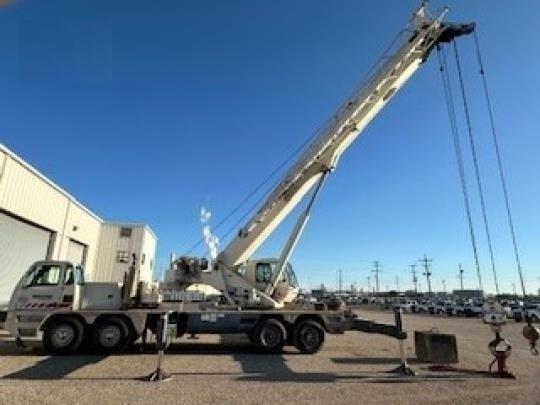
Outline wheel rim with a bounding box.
[51,324,76,348]
[300,326,320,350]
[99,324,123,348]
[261,326,281,348]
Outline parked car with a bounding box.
[514,303,540,322]
[416,302,430,314]
[446,302,465,316]
[392,299,416,313]
[463,302,483,317]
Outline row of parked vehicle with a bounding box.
[387,299,485,317]
[335,295,540,322]
[512,302,540,322]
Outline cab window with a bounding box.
[256,263,272,283]
[64,265,75,285]
[25,264,61,287]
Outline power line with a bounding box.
[372,261,381,294]
[410,264,418,294]
[458,263,464,291]
[419,255,433,295]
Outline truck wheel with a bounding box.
[293,319,325,354]
[43,317,84,355]
[531,314,539,322]
[253,319,286,353]
[93,317,131,352]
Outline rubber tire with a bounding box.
[531,314,539,322]
[43,317,84,355]
[93,317,131,353]
[253,319,286,354]
[293,319,325,354]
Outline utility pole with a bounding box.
[410,264,418,294]
[442,279,446,294]
[372,261,381,295]
[395,275,400,292]
[367,276,371,295]
[458,263,464,291]
[419,254,433,296]
[338,269,343,295]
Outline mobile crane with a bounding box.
[1,4,473,355]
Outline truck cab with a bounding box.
[241,259,299,304]
[8,261,84,312]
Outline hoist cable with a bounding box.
[437,46,484,294]
[182,137,311,256]
[473,31,526,297]
[452,41,500,296]
[181,23,417,257]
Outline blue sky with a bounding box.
[1,0,538,294]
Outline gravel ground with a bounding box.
[1,309,539,405]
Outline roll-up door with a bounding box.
[66,239,86,266]
[0,212,51,306]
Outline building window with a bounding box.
[116,251,130,263]
[141,253,146,265]
[119,227,132,238]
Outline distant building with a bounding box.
[0,144,157,305]
[452,289,484,300]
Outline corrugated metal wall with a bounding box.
[0,145,157,296]
[140,228,157,282]
[94,224,157,283]
[0,212,51,305]
[0,145,101,282]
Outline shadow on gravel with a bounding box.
[332,357,420,365]
[232,352,347,382]
[2,355,107,380]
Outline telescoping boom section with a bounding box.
[220,8,474,268]
[169,5,474,308]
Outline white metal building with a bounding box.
[0,144,157,306]
[94,223,157,284]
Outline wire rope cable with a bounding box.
[452,40,499,296]
[473,31,526,297]
[437,46,484,293]
[181,21,415,257]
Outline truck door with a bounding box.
[20,263,72,309]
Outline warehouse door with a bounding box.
[0,212,51,306]
[66,239,86,266]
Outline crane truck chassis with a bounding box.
[3,261,407,354]
[1,260,406,355]
[0,5,473,356]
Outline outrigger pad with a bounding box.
[144,368,172,382]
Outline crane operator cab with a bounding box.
[241,259,299,304]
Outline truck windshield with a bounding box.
[24,264,61,287]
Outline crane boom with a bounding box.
[219,5,474,268]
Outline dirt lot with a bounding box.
[1,309,539,405]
